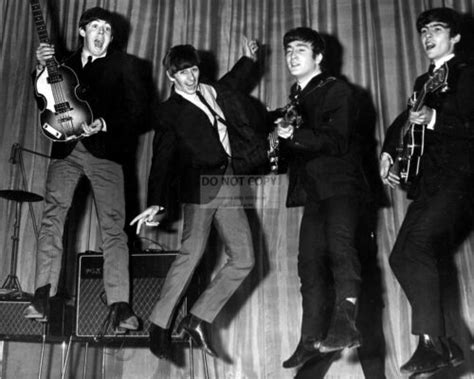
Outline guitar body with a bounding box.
[34,61,93,141]
[267,103,303,174]
[392,64,448,185]
[30,0,93,142]
[395,123,425,184]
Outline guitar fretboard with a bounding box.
[30,0,49,44]
[29,0,58,75]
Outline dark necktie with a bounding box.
[428,63,435,76]
[290,84,302,103]
[196,90,232,156]
[196,90,228,127]
[83,55,93,69]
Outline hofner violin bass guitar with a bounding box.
[30,0,92,142]
[391,64,448,185]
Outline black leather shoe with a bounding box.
[407,336,464,378]
[178,314,218,357]
[319,300,361,353]
[149,322,172,359]
[282,339,322,368]
[110,302,140,334]
[409,337,464,379]
[400,335,449,374]
[442,336,464,368]
[23,284,51,322]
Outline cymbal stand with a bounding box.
[11,143,49,240]
[1,143,48,297]
[1,200,24,296]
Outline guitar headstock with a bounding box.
[424,63,449,93]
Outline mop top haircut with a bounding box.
[416,7,461,37]
[163,44,201,76]
[283,27,326,57]
[79,7,115,35]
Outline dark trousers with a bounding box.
[389,176,473,336]
[298,195,361,340]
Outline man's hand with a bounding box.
[81,118,104,137]
[379,153,400,188]
[409,105,434,125]
[130,205,165,234]
[276,118,294,139]
[36,43,55,73]
[242,36,259,61]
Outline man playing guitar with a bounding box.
[380,7,474,378]
[24,7,147,334]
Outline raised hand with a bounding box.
[242,36,259,61]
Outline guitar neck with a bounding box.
[30,0,49,44]
[411,86,427,112]
[30,0,58,71]
[400,83,428,136]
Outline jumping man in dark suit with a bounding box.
[380,7,472,377]
[24,7,145,334]
[277,27,367,369]
[131,37,266,359]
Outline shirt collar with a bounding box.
[432,53,455,70]
[297,69,322,90]
[81,50,107,66]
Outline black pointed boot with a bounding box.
[23,284,51,322]
[400,334,449,374]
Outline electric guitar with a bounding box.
[30,0,92,142]
[268,103,302,173]
[391,64,449,185]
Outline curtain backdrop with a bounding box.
[1,0,473,378]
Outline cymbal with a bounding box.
[0,189,43,202]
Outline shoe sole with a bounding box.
[401,361,449,375]
[119,322,139,330]
[319,339,361,353]
[409,369,439,378]
[113,324,139,335]
[408,357,464,378]
[24,314,48,322]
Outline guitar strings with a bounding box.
[48,63,75,136]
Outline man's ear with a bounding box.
[79,27,86,38]
[166,71,175,82]
[452,33,461,45]
[315,53,323,65]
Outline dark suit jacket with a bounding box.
[382,56,474,198]
[47,49,148,164]
[282,72,367,206]
[147,57,269,208]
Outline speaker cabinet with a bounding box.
[75,252,199,343]
[0,297,72,341]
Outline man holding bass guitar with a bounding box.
[380,7,474,377]
[24,7,147,334]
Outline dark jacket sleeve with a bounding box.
[218,57,258,93]
[146,110,178,209]
[381,110,409,159]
